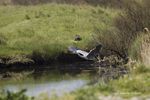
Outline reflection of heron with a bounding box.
[68,44,102,60]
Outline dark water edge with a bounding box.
[0,61,128,85]
[0,53,98,79]
[0,53,92,68]
[0,60,98,81]
[0,53,96,80]
[0,52,129,85]
[0,61,96,74]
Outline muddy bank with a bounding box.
[0,53,89,67]
[0,53,97,77]
[0,51,129,72]
[0,47,129,67]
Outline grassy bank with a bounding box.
[0,4,118,64]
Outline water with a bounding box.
[0,66,90,97]
[1,79,87,97]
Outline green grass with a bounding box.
[0,4,117,59]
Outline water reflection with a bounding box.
[2,79,87,97]
[0,63,95,97]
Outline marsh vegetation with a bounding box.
[0,0,150,100]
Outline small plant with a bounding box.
[25,14,31,20]
[0,89,33,100]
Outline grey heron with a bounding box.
[68,44,102,60]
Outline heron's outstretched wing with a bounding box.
[87,44,102,59]
[68,46,78,54]
[68,46,89,60]
[68,44,102,60]
[86,48,97,59]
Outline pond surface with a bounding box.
[1,79,87,97]
[0,64,93,97]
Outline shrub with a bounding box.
[115,0,150,48]
[95,0,150,58]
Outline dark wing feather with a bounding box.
[87,44,102,59]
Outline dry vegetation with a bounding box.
[130,31,150,66]
[94,0,150,60]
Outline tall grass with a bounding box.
[115,0,150,49]
[94,0,150,59]
[130,31,150,66]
